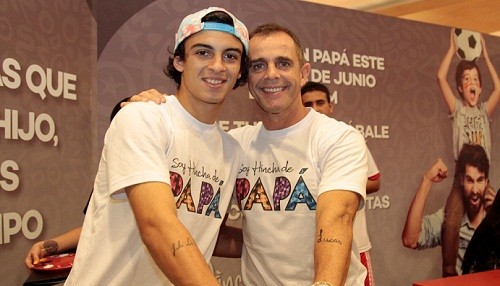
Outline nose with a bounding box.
[208,55,226,72]
[264,64,279,80]
[471,183,480,195]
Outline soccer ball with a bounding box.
[453,28,482,61]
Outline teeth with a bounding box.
[263,87,284,93]
[206,79,223,85]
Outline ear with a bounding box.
[173,57,184,72]
[300,63,311,86]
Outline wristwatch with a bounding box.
[311,282,332,286]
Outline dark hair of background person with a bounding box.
[301,81,331,103]
[164,11,248,90]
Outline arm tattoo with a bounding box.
[317,229,342,245]
[172,238,195,257]
[43,240,59,255]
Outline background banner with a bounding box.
[0,1,95,285]
[1,0,498,285]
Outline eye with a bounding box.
[249,61,266,72]
[223,52,239,62]
[195,50,211,57]
[276,60,291,69]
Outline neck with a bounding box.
[176,92,223,125]
[261,106,308,130]
[260,97,309,130]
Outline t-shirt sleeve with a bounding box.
[104,102,172,199]
[317,126,368,208]
[416,208,444,250]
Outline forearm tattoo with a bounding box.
[317,229,342,245]
[172,238,195,257]
[43,240,59,255]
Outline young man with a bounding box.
[132,23,368,286]
[64,7,248,285]
[402,144,497,275]
[301,81,380,286]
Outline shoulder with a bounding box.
[478,101,489,114]
[219,127,243,152]
[108,101,171,139]
[118,100,166,120]
[312,115,364,146]
[311,112,358,133]
[228,123,262,145]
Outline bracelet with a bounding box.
[311,282,332,286]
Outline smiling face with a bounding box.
[247,31,310,128]
[458,67,482,107]
[174,30,243,120]
[462,164,488,212]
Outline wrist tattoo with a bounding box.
[317,229,342,245]
[43,240,59,255]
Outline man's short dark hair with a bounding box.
[164,11,248,90]
[249,23,305,66]
[301,81,331,103]
[456,144,489,181]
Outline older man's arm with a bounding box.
[313,190,361,285]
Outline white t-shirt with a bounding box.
[65,96,241,285]
[230,109,368,286]
[353,149,380,253]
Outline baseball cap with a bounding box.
[174,7,249,55]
